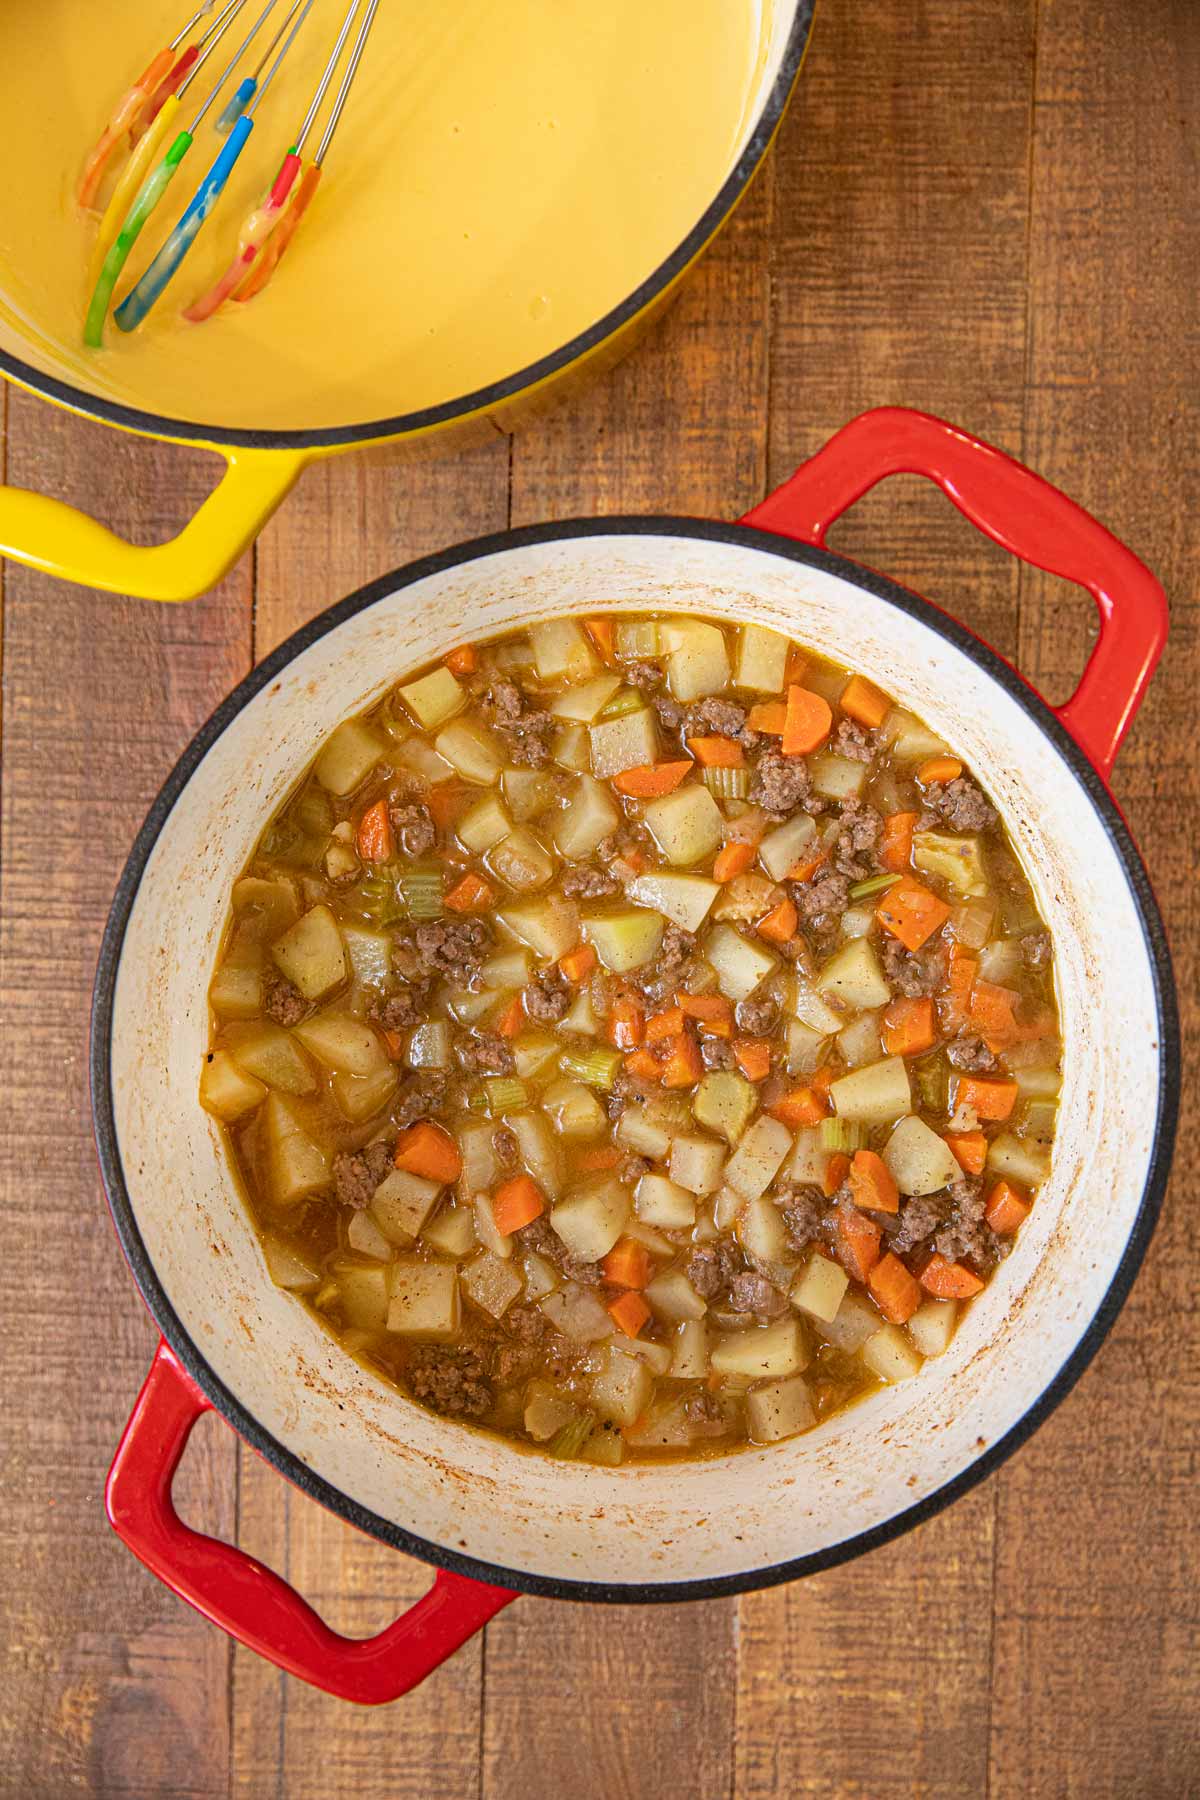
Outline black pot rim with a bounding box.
[91,515,1179,1607]
[1,6,815,455]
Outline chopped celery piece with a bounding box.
[470,1076,530,1115]
[820,1116,868,1153]
[703,765,751,799]
[548,1412,596,1459]
[356,864,400,926]
[915,1058,949,1111]
[400,863,444,920]
[597,687,643,720]
[558,1045,623,1091]
[849,872,900,901]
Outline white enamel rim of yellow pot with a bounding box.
[0,3,815,602]
[91,511,1177,1602]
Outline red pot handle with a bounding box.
[740,406,1168,781]
[106,1340,518,1705]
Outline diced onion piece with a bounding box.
[398,666,465,731]
[472,1192,513,1259]
[627,871,720,933]
[509,1110,563,1198]
[643,785,724,866]
[747,1373,816,1443]
[711,1317,808,1379]
[314,719,386,795]
[829,1056,912,1125]
[200,1050,267,1122]
[386,1260,460,1339]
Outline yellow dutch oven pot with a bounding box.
[0,4,814,604]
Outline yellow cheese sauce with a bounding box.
[0,0,770,432]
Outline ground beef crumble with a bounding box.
[886,1193,944,1254]
[922,777,996,831]
[685,1240,744,1301]
[388,803,436,856]
[684,1390,730,1437]
[524,965,571,1023]
[332,1138,394,1208]
[624,661,662,690]
[683,697,759,749]
[367,982,431,1032]
[405,1345,492,1418]
[735,993,779,1035]
[947,1034,997,1072]
[882,933,947,998]
[406,917,492,984]
[392,1072,448,1128]
[637,922,696,1006]
[728,1270,789,1318]
[750,748,824,819]
[480,679,555,767]
[793,869,850,929]
[262,968,308,1026]
[454,1031,515,1075]
[560,863,620,899]
[933,1175,1006,1268]
[778,1183,826,1251]
[830,718,878,762]
[830,797,883,879]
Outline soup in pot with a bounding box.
[203,613,1060,1463]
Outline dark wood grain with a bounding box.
[2,3,1198,1794]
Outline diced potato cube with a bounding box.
[347,1209,393,1261]
[616,1107,672,1160]
[692,1070,758,1144]
[785,1125,828,1186]
[882,710,949,763]
[610,1331,674,1376]
[523,1380,581,1441]
[914,830,989,897]
[790,1253,849,1324]
[736,1195,789,1267]
[560,988,599,1036]
[499,897,580,962]
[837,1010,882,1069]
[735,623,789,692]
[759,811,818,882]
[480,953,532,991]
[668,1134,726,1197]
[908,1298,957,1358]
[262,1094,330,1204]
[456,1118,500,1194]
[883,1114,960,1195]
[816,938,892,1010]
[711,1318,808,1379]
[747,1373,816,1443]
[704,923,778,1000]
[583,908,664,973]
[271,905,347,1001]
[830,1056,912,1124]
[512,1031,561,1082]
[232,875,300,935]
[329,1066,399,1123]
[665,620,731,701]
[461,1250,524,1320]
[398,667,465,732]
[713,1184,744,1230]
[644,1268,707,1322]
[986,1131,1050,1187]
[724,1116,794,1200]
[335,1261,390,1330]
[509,1111,562,1199]
[521,1248,559,1299]
[406,1020,452,1069]
[542,1078,607,1140]
[555,773,620,859]
[199,1050,267,1122]
[589,708,659,779]
[809,752,868,801]
[643,785,724,866]
[553,722,591,772]
[790,971,846,1034]
[819,1290,883,1353]
[208,957,262,1021]
[530,618,598,683]
[435,718,503,784]
[260,1231,318,1288]
[340,923,392,989]
[503,767,558,821]
[671,1318,710,1378]
[371,1169,443,1244]
[550,1180,629,1262]
[787,1019,831,1077]
[550,673,623,722]
[590,1348,653,1427]
[635,1171,697,1228]
[487,827,555,891]
[422,1205,478,1259]
[395,736,453,784]
[458,792,512,853]
[862,1322,924,1383]
[314,719,386,795]
[386,1260,461,1340]
[539,1285,612,1342]
[627,872,720,933]
[293,1010,387,1076]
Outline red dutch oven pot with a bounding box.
[92,408,1178,1703]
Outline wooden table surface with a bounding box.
[2,3,1197,1795]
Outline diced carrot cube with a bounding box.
[747,700,787,735]
[623,1048,663,1084]
[584,617,615,662]
[733,1038,772,1082]
[916,755,964,786]
[445,872,495,913]
[769,1087,828,1129]
[713,840,757,883]
[608,997,646,1050]
[660,1034,703,1089]
[781,685,833,756]
[757,897,798,944]
[840,674,890,730]
[879,811,918,873]
[601,1237,653,1290]
[356,799,393,863]
[868,1251,923,1323]
[492,1174,546,1236]
[559,943,597,983]
[955,1076,1018,1121]
[444,643,477,676]
[918,1253,985,1299]
[945,1130,988,1176]
[607,1291,651,1338]
[834,1201,882,1282]
[687,736,744,768]
[848,1149,899,1214]
[881,995,937,1058]
[876,876,952,951]
[822,1152,851,1199]
[984,1179,1031,1234]
[394,1122,463,1185]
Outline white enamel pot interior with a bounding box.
[93,519,1176,1602]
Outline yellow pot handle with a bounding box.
[0,445,308,602]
